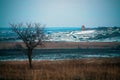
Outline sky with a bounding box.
[0,0,120,28]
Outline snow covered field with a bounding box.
[0,27,120,42]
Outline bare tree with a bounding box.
[10,23,45,68]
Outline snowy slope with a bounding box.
[47,28,120,42]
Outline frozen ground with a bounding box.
[0,49,120,61]
[0,27,120,42]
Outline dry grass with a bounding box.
[0,42,120,49]
[0,58,120,80]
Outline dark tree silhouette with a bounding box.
[10,23,45,68]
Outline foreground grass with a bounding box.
[0,58,120,80]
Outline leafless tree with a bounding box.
[10,23,45,68]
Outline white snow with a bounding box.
[46,29,120,42]
[74,30,95,35]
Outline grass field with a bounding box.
[0,58,120,80]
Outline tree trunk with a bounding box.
[27,49,33,68]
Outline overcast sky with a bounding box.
[0,0,120,27]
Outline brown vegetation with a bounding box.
[0,42,120,49]
[0,58,120,80]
